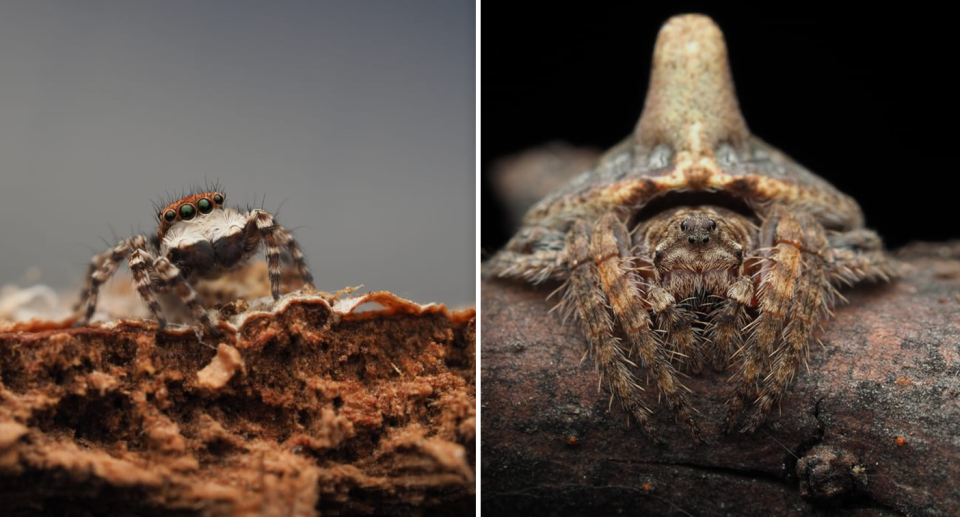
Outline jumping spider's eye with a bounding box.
[701,219,717,231]
[213,194,224,204]
[680,219,694,232]
[179,204,197,220]
[197,198,213,214]
[163,210,176,223]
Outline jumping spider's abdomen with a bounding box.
[75,187,315,335]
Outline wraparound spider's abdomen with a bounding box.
[484,14,898,441]
[74,187,315,335]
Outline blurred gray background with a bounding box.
[0,0,475,307]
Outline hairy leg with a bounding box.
[828,229,899,285]
[592,214,702,442]
[155,257,219,336]
[76,235,149,323]
[706,276,753,372]
[725,205,803,432]
[566,219,661,442]
[274,225,315,288]
[129,249,166,327]
[646,285,700,374]
[240,209,284,299]
[483,226,567,284]
[745,213,831,431]
[483,249,565,284]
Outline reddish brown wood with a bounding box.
[1,294,476,516]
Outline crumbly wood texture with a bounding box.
[481,241,960,517]
[0,291,475,516]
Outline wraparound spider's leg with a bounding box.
[565,219,661,443]
[76,235,149,323]
[646,284,700,374]
[828,229,900,285]
[745,213,831,431]
[154,257,219,337]
[592,213,702,442]
[483,249,565,284]
[484,226,567,284]
[724,205,803,432]
[706,276,754,372]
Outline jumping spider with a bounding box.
[485,15,897,442]
[75,188,314,335]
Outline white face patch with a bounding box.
[203,208,248,241]
[162,208,247,252]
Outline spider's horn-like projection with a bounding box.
[634,14,749,155]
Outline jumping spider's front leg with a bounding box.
[74,235,219,336]
[75,235,151,325]
[243,208,314,300]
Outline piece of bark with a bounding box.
[481,241,960,517]
[0,290,475,517]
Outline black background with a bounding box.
[482,5,955,254]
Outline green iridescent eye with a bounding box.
[213,194,224,204]
[163,210,176,222]
[179,204,196,220]
[198,198,213,214]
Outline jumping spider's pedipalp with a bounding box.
[75,188,314,335]
[484,15,898,442]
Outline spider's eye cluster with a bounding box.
[680,218,717,232]
[179,204,196,220]
[198,198,213,214]
[158,192,223,224]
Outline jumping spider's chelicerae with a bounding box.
[485,15,898,442]
[75,188,314,336]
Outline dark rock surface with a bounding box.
[481,242,960,516]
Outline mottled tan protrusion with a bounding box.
[0,422,28,450]
[635,14,749,155]
[198,344,246,390]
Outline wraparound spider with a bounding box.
[484,15,897,441]
[74,188,314,335]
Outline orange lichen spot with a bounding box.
[643,483,653,492]
[896,436,906,447]
[566,436,579,446]
[895,377,911,387]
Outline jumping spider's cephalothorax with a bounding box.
[484,15,898,442]
[75,188,314,336]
